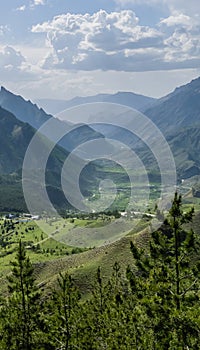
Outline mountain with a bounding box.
[138,125,200,180]
[167,126,200,179]
[83,77,200,181]
[144,77,200,134]
[1,76,200,213]
[0,105,121,213]
[35,77,200,182]
[0,106,77,212]
[0,106,35,174]
[0,86,103,153]
[0,86,51,129]
[0,106,67,174]
[36,91,157,115]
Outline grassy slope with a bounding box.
[0,216,151,296]
[0,202,199,297]
[33,225,151,297]
[27,207,200,297]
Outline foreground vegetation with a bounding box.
[0,193,199,349]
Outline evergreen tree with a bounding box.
[0,240,42,350]
[127,192,200,349]
[0,194,199,349]
[47,272,80,349]
[79,264,141,349]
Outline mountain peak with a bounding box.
[1,86,8,93]
[0,86,51,129]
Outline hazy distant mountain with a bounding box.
[36,91,157,115]
[145,77,200,134]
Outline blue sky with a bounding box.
[0,0,199,101]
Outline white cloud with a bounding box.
[32,10,164,71]
[16,5,26,11]
[164,29,200,63]
[159,12,200,65]
[0,46,40,81]
[0,46,25,67]
[160,14,192,27]
[30,0,46,8]
[34,0,45,3]
[31,9,200,72]
[0,25,9,36]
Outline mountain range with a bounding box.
[36,91,156,115]
[0,86,103,153]
[0,77,200,212]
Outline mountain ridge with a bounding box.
[144,76,200,134]
[0,86,51,129]
[0,86,105,153]
[1,76,200,212]
[35,91,157,115]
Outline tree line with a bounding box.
[0,193,199,349]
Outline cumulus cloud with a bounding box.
[0,46,25,67]
[31,9,200,72]
[164,29,200,64]
[160,14,193,27]
[0,46,38,81]
[159,12,200,65]
[32,10,164,71]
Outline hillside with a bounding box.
[0,86,104,153]
[0,86,51,129]
[138,125,200,180]
[0,106,73,212]
[167,126,200,179]
[0,105,129,213]
[87,77,200,181]
[145,76,200,134]
[0,205,199,297]
[0,215,151,296]
[1,77,200,212]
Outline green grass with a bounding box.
[0,215,150,295]
[1,206,199,297]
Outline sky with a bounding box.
[0,0,200,101]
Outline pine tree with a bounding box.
[0,240,42,350]
[79,264,140,349]
[47,272,80,350]
[127,192,200,349]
